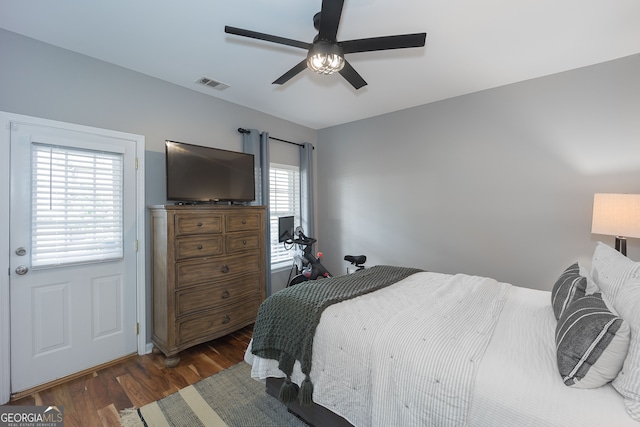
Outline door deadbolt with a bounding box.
[15,247,27,256]
[15,265,29,275]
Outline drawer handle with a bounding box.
[220,264,229,273]
[221,290,230,299]
[241,219,246,224]
[197,245,203,250]
[197,222,203,227]
[242,240,247,245]
[222,314,231,324]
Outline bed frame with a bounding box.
[266,377,353,427]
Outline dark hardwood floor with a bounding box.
[3,325,253,427]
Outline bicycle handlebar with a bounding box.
[285,231,316,246]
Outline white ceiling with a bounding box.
[1,0,639,130]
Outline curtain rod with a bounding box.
[237,128,314,150]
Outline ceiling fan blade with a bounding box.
[225,26,310,50]
[341,33,426,54]
[339,60,367,90]
[273,60,308,85]
[317,0,344,42]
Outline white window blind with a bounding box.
[270,163,300,269]
[31,143,124,268]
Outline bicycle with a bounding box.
[279,219,366,287]
[283,227,332,287]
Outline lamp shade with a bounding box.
[591,193,640,238]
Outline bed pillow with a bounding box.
[590,242,640,419]
[555,293,630,389]
[610,275,640,420]
[551,262,586,320]
[590,242,640,304]
[579,261,600,294]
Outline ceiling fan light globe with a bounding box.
[307,53,345,75]
[307,41,345,75]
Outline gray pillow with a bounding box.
[551,262,586,320]
[555,293,630,388]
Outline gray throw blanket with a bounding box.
[251,265,423,405]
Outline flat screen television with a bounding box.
[165,140,255,203]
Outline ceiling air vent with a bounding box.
[196,77,229,91]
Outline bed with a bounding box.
[244,243,640,426]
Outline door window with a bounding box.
[31,143,124,268]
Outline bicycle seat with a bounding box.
[344,255,366,265]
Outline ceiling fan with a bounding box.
[224,0,427,90]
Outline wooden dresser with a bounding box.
[149,204,266,367]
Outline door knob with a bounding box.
[15,265,29,275]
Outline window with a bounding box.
[31,143,124,268]
[269,163,300,269]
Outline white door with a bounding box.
[9,122,138,393]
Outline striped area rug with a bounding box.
[120,362,306,427]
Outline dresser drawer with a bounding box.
[225,212,262,232]
[174,235,223,260]
[226,232,261,254]
[176,297,260,347]
[175,213,223,236]
[175,273,262,317]
[175,251,261,288]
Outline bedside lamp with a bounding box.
[591,193,640,256]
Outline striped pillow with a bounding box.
[555,293,630,388]
[551,263,586,320]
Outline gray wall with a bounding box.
[317,54,640,291]
[0,29,316,155]
[0,29,316,337]
[3,26,639,304]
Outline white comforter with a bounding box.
[246,271,636,426]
